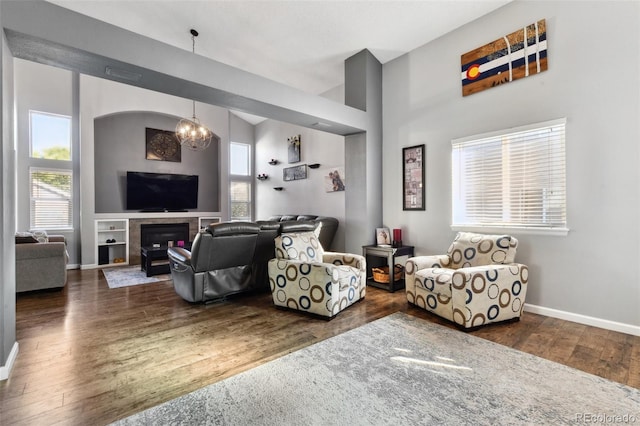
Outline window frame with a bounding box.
[28,110,74,231]
[29,166,73,230]
[229,142,253,221]
[29,110,72,160]
[451,118,569,236]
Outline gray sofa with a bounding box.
[16,234,68,292]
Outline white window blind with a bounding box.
[229,141,252,221]
[230,181,251,221]
[452,118,566,231]
[30,168,73,229]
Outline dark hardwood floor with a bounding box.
[1,268,639,425]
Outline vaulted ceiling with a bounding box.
[48,0,511,96]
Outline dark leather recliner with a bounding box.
[267,215,338,250]
[168,222,260,303]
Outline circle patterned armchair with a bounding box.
[405,232,528,329]
[268,231,366,318]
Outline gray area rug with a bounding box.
[113,313,640,425]
[103,266,171,289]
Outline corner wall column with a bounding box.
[1,20,18,380]
[344,49,383,253]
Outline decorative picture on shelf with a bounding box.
[283,164,307,181]
[288,135,301,163]
[403,144,425,210]
[461,19,547,97]
[376,227,391,246]
[145,128,181,162]
[324,166,345,192]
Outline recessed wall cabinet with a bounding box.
[95,219,129,266]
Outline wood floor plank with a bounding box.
[0,268,638,425]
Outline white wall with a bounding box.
[383,1,640,329]
[255,120,346,252]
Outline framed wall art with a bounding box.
[403,144,425,210]
[324,166,345,192]
[288,135,301,163]
[461,19,547,97]
[283,164,307,181]
[145,127,181,162]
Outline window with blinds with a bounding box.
[30,168,73,229]
[229,142,252,221]
[452,118,567,232]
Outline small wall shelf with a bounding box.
[308,163,320,169]
[257,174,269,181]
[273,187,284,191]
[268,159,279,165]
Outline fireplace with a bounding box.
[129,218,198,265]
[140,223,190,248]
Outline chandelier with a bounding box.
[175,29,213,151]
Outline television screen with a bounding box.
[126,171,198,211]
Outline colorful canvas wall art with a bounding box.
[461,19,547,97]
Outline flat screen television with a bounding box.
[126,171,198,211]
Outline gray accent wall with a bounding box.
[382,1,640,327]
[345,50,383,254]
[94,112,220,213]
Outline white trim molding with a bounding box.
[525,304,640,337]
[0,342,19,381]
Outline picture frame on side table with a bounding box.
[403,144,425,210]
[376,227,391,246]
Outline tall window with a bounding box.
[29,111,73,229]
[229,142,252,221]
[452,118,566,232]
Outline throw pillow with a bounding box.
[29,229,49,243]
[15,232,38,244]
[447,232,511,267]
[276,231,324,262]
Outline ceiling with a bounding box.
[46,0,511,123]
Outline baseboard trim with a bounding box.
[525,304,640,337]
[0,342,19,381]
[80,263,99,270]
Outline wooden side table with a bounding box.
[362,245,415,292]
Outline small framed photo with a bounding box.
[283,164,307,181]
[376,227,391,246]
[288,135,301,163]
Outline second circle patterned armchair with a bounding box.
[405,232,529,329]
[268,231,366,318]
